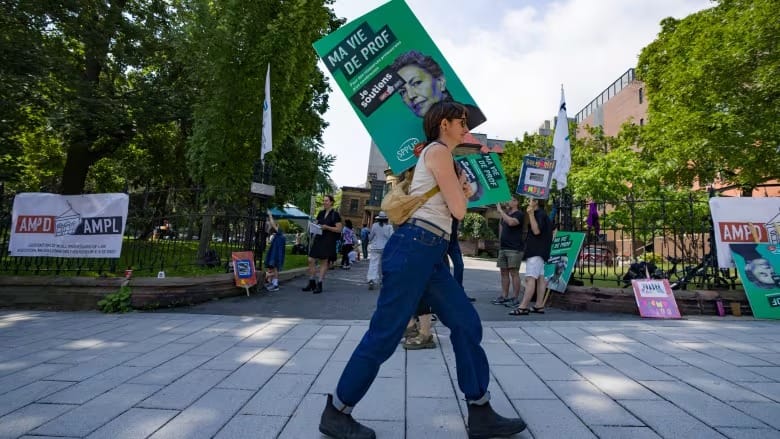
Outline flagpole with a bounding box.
[260,63,272,183]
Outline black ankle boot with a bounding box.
[313,281,323,294]
[302,279,316,292]
[467,401,526,439]
[319,394,375,439]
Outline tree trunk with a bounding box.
[60,142,94,195]
[198,202,215,261]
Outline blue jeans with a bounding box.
[334,222,490,411]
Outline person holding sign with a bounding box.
[263,211,285,292]
[303,194,342,294]
[510,198,553,315]
[493,197,525,307]
[319,101,526,439]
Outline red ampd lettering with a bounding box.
[15,216,56,233]
[718,222,765,242]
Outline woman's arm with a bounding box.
[267,211,277,231]
[427,144,467,220]
[496,204,520,226]
[528,206,541,235]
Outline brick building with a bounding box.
[574,68,778,197]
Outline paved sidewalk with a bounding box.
[168,257,638,322]
[1,311,779,438]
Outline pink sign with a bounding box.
[631,279,682,319]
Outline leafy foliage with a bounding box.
[637,0,780,193]
[1,0,342,202]
[98,285,132,313]
[183,0,341,203]
[460,213,496,241]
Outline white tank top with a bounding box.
[409,142,452,232]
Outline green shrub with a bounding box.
[460,213,497,240]
[640,252,664,265]
[98,285,133,313]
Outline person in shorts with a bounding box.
[492,197,525,307]
[511,198,553,315]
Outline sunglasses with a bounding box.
[450,117,468,128]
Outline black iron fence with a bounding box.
[0,187,271,276]
[0,186,740,289]
[553,192,739,289]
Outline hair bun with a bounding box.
[413,142,427,157]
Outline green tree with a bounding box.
[460,212,496,241]
[184,0,341,203]
[637,0,780,195]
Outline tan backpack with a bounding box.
[380,168,439,225]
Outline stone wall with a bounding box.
[550,286,751,316]
[0,268,307,311]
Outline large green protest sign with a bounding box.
[544,231,586,293]
[730,243,780,320]
[313,0,486,174]
[456,153,512,208]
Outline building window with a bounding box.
[638,88,644,104]
[639,118,644,126]
[349,199,358,213]
[368,180,384,206]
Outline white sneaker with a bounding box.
[267,285,279,292]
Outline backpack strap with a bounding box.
[422,185,440,200]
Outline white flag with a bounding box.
[261,64,272,161]
[551,86,571,189]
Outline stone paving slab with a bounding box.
[0,310,778,439]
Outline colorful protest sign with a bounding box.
[730,243,780,320]
[312,0,486,174]
[455,153,511,208]
[9,193,129,258]
[544,231,586,293]
[631,279,682,319]
[232,251,257,294]
[709,197,780,268]
[516,156,556,199]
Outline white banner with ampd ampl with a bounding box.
[709,197,780,268]
[9,193,129,258]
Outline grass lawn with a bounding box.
[1,240,309,278]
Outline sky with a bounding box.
[318,0,713,189]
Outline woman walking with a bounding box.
[318,101,526,439]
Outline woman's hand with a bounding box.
[460,172,474,199]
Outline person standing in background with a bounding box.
[341,219,355,270]
[511,198,553,315]
[360,223,370,260]
[303,194,342,294]
[493,197,525,307]
[263,211,285,292]
[366,211,393,290]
